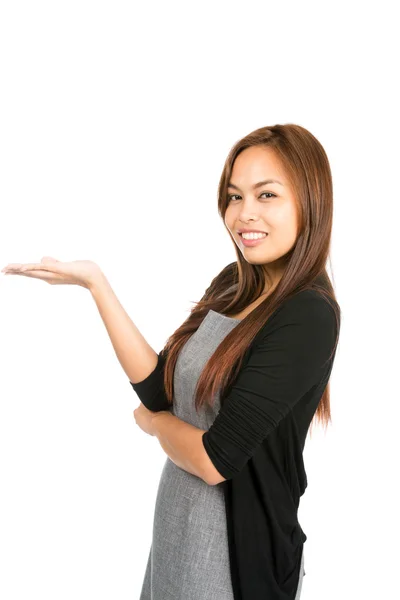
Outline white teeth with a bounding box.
[242,232,267,240]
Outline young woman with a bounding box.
[2,123,341,600]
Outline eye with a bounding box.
[227,192,276,202]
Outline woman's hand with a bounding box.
[133,402,166,437]
[1,256,103,289]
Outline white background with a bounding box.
[0,1,398,598]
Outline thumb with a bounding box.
[41,256,60,264]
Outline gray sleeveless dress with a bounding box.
[139,309,305,600]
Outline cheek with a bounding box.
[224,207,236,229]
[271,205,298,232]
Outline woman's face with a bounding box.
[224,145,299,283]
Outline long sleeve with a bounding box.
[129,348,172,412]
[202,293,338,481]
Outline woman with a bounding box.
[2,123,341,600]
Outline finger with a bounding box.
[19,264,51,272]
[5,270,64,280]
[2,259,59,272]
[18,263,62,273]
[2,264,39,272]
[2,263,24,271]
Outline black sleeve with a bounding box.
[202,293,338,481]
[129,348,172,412]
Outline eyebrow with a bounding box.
[227,178,284,190]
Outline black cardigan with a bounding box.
[130,289,340,600]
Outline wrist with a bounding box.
[151,410,170,437]
[88,270,108,294]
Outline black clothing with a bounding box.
[130,289,339,600]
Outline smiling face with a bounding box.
[224,145,300,288]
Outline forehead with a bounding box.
[230,146,286,183]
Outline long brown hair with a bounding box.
[161,124,340,432]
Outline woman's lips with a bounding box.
[239,233,268,247]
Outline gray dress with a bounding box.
[139,309,305,600]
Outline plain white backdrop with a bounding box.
[0,1,398,598]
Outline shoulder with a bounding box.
[257,289,339,343]
[281,288,338,320]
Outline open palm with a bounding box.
[1,256,102,289]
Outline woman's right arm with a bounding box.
[89,273,171,412]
